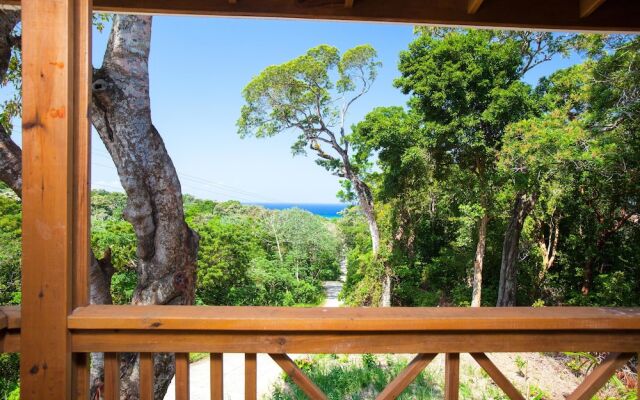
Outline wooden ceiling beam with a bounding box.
[467,0,485,14]
[580,0,606,18]
[1,0,639,32]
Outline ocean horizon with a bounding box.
[248,203,348,218]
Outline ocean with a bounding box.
[250,203,347,218]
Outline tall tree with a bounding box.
[396,29,573,306]
[91,15,199,398]
[395,29,535,306]
[237,44,392,305]
[0,12,198,398]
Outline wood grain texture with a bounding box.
[444,353,460,400]
[70,330,640,354]
[103,353,120,400]
[210,353,223,400]
[68,306,640,331]
[580,0,607,18]
[376,353,436,399]
[470,353,525,400]
[2,0,640,31]
[566,352,635,400]
[467,0,484,14]
[71,1,92,398]
[245,354,257,400]
[175,353,190,400]
[269,354,327,400]
[20,0,76,398]
[139,353,154,400]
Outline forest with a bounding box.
[0,11,639,400]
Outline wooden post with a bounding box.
[20,0,90,398]
[444,353,460,400]
[245,353,257,400]
[71,0,92,398]
[210,353,223,400]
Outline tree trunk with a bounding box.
[91,15,199,399]
[536,215,559,285]
[471,213,488,307]
[497,192,537,307]
[349,174,389,306]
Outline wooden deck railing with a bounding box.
[2,305,640,399]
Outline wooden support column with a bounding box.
[71,0,92,398]
[20,0,90,398]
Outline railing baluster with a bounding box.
[444,353,460,400]
[103,353,120,400]
[139,353,154,400]
[175,353,190,400]
[245,353,257,400]
[210,353,223,400]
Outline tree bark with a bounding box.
[497,192,537,307]
[471,213,489,307]
[91,15,199,399]
[536,215,559,285]
[349,173,389,306]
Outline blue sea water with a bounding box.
[251,203,347,218]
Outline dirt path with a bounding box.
[164,256,347,400]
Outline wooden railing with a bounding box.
[2,305,640,399]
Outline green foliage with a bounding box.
[0,353,19,399]
[0,188,21,305]
[270,354,441,400]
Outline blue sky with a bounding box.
[15,17,583,204]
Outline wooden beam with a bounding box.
[3,0,640,32]
[345,0,354,8]
[566,352,635,400]
[444,354,460,400]
[68,305,640,332]
[467,0,484,14]
[470,353,525,400]
[71,0,92,397]
[270,354,327,400]
[580,0,607,18]
[70,330,640,354]
[376,353,436,399]
[20,0,79,397]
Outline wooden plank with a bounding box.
[467,0,484,14]
[210,353,223,400]
[345,0,354,8]
[0,309,6,331]
[139,353,154,400]
[444,353,460,400]
[376,353,437,400]
[470,353,525,400]
[3,0,640,32]
[68,306,640,332]
[20,0,77,398]
[245,354,257,400]
[269,354,327,400]
[71,331,640,354]
[103,353,120,400]
[566,352,635,400]
[580,0,607,18]
[175,353,190,400]
[71,0,92,396]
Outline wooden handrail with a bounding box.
[67,305,640,331]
